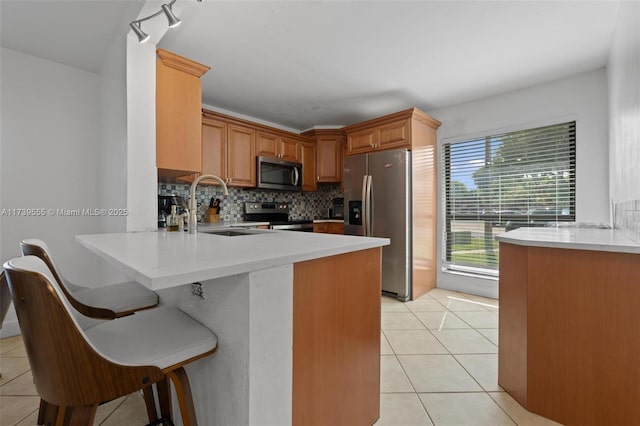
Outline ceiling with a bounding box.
[1,1,620,131]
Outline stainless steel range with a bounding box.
[243,202,313,232]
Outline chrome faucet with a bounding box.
[188,174,229,234]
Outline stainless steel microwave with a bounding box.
[257,156,303,191]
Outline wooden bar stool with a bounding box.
[3,255,217,426]
[20,239,159,319]
[21,238,160,422]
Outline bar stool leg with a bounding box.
[67,405,98,425]
[157,376,173,422]
[167,368,197,426]
[143,386,159,422]
[38,399,59,425]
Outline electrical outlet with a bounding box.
[191,282,205,299]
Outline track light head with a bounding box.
[130,22,150,43]
[161,4,181,28]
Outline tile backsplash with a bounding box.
[614,199,640,244]
[159,182,342,223]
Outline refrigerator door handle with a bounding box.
[361,175,368,236]
[367,175,373,236]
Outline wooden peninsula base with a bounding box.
[293,248,381,425]
[499,242,640,426]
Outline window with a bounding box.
[443,121,576,275]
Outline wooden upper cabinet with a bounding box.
[201,117,226,179]
[280,137,300,162]
[200,114,255,188]
[344,109,439,156]
[256,132,278,158]
[377,119,410,149]
[299,141,317,192]
[156,49,210,178]
[347,128,376,155]
[302,129,345,183]
[227,124,256,187]
[256,132,299,162]
[199,109,324,192]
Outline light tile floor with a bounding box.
[0,288,562,425]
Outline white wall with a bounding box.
[98,31,128,235]
[608,1,640,204]
[125,37,158,232]
[0,48,101,335]
[428,68,610,298]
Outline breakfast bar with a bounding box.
[77,229,389,426]
[496,227,640,426]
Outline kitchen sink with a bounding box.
[200,228,268,237]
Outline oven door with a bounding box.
[257,156,303,191]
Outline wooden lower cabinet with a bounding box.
[313,222,344,234]
[293,248,381,426]
[499,242,640,426]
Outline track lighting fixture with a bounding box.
[130,0,191,43]
[129,22,150,43]
[161,3,181,28]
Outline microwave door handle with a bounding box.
[292,167,300,186]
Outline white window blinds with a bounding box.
[443,121,576,274]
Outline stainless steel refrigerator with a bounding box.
[344,148,412,301]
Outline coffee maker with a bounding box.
[158,195,188,228]
[331,197,344,219]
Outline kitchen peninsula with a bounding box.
[77,229,389,426]
[497,227,640,426]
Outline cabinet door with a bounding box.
[316,135,342,182]
[156,50,209,176]
[341,137,348,191]
[377,119,410,149]
[329,222,344,235]
[202,118,227,179]
[256,132,279,158]
[227,124,256,187]
[348,128,376,155]
[313,223,329,233]
[280,137,300,162]
[299,141,317,192]
[156,59,203,174]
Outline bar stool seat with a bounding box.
[3,255,217,426]
[86,306,217,370]
[71,281,159,318]
[21,239,158,319]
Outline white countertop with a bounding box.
[496,227,640,254]
[76,230,389,290]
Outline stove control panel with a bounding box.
[244,202,290,214]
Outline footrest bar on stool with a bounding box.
[146,417,174,426]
